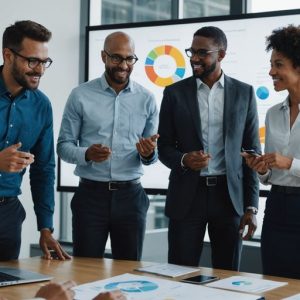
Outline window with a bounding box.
[89,0,231,25]
[183,0,230,18]
[248,0,300,13]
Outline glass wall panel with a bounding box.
[248,0,300,13]
[100,0,172,25]
[183,0,230,18]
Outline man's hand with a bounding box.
[136,134,159,158]
[40,229,71,260]
[183,151,211,171]
[85,144,111,162]
[93,290,127,300]
[0,142,34,172]
[239,212,257,240]
[35,281,76,300]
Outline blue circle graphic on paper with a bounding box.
[232,280,252,286]
[104,280,158,293]
[256,86,269,100]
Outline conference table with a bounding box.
[0,257,299,299]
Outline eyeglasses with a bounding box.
[9,48,53,69]
[104,50,138,66]
[185,48,219,58]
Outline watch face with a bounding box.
[247,208,258,214]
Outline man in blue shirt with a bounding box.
[0,20,70,261]
[57,31,158,260]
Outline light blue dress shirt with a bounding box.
[259,97,300,187]
[57,74,158,181]
[197,73,226,176]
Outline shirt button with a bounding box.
[6,141,9,144]
[10,124,13,128]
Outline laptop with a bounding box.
[0,266,52,287]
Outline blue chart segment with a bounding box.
[105,280,159,293]
[232,280,252,286]
[256,86,269,100]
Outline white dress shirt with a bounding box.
[197,73,226,176]
[259,97,300,187]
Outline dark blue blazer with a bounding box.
[158,75,260,219]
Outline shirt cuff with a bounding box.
[140,149,157,165]
[258,169,271,184]
[289,158,300,177]
[181,153,188,169]
[77,147,90,166]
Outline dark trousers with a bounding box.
[71,181,149,260]
[0,197,26,261]
[168,177,242,270]
[261,187,300,279]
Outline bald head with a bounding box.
[101,31,136,93]
[104,31,135,52]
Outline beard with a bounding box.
[11,61,41,90]
[191,61,217,80]
[105,65,131,85]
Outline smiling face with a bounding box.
[101,33,135,92]
[269,49,300,92]
[190,35,224,86]
[7,37,49,91]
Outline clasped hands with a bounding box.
[183,150,211,171]
[241,152,292,174]
[85,134,159,162]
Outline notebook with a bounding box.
[0,266,52,287]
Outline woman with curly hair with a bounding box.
[243,25,300,279]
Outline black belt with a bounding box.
[0,196,17,203]
[80,178,140,191]
[272,185,300,195]
[199,175,227,187]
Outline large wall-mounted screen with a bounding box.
[58,9,300,192]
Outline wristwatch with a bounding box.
[246,206,258,215]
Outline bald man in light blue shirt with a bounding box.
[57,31,158,260]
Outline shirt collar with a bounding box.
[280,96,300,111]
[280,97,290,110]
[100,73,133,92]
[196,71,224,89]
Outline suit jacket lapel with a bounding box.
[223,75,237,142]
[185,77,203,145]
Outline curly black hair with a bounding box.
[266,24,300,68]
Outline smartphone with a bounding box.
[241,148,260,157]
[180,275,219,285]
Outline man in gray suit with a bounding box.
[158,26,260,270]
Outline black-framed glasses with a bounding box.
[104,50,138,66]
[9,48,53,69]
[185,48,219,58]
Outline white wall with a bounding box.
[0,0,81,258]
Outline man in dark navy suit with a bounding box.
[158,26,260,270]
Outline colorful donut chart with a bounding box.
[145,45,185,87]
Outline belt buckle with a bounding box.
[109,182,118,191]
[206,177,217,186]
[0,197,5,203]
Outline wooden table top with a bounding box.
[0,257,299,299]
